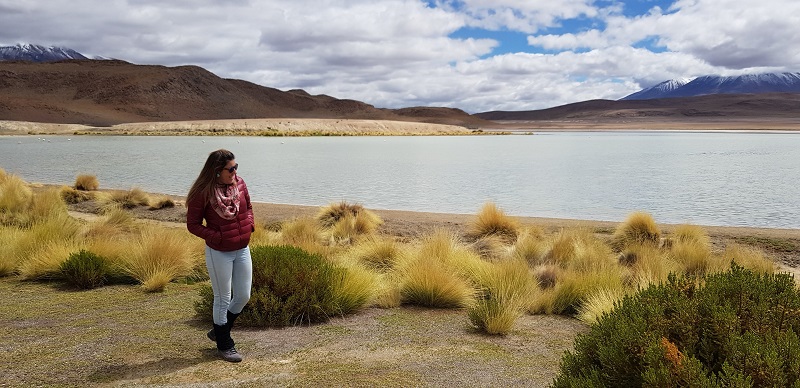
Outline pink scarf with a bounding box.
[210,182,240,220]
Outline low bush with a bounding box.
[74,174,99,191]
[60,250,108,289]
[553,264,800,387]
[196,245,363,327]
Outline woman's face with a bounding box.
[218,159,238,185]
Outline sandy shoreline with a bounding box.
[3,117,800,136]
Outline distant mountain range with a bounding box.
[0,60,488,127]
[622,73,800,100]
[2,43,800,126]
[0,43,89,62]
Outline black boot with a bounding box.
[213,323,241,362]
[207,310,241,342]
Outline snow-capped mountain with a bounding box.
[621,72,800,100]
[621,78,694,100]
[0,43,88,62]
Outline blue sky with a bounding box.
[2,0,799,112]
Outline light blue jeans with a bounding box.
[205,246,252,326]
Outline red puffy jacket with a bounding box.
[186,176,254,252]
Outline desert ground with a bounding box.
[2,183,798,386]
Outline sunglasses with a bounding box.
[223,163,238,174]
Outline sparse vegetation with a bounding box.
[1,172,797,386]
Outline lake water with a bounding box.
[1,132,798,229]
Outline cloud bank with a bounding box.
[1,0,798,112]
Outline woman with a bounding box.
[186,149,253,363]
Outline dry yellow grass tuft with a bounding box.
[330,260,379,314]
[60,186,95,204]
[148,196,175,210]
[719,243,776,274]
[342,236,403,272]
[0,226,24,276]
[611,212,661,250]
[469,235,510,261]
[510,227,548,265]
[399,257,474,308]
[623,244,680,289]
[670,239,715,276]
[670,224,710,246]
[118,229,201,292]
[468,258,538,335]
[576,288,627,325]
[316,201,382,231]
[0,173,32,222]
[28,188,68,224]
[18,240,84,280]
[466,202,521,243]
[280,217,324,251]
[74,174,99,191]
[105,188,151,209]
[83,208,139,240]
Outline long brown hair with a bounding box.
[187,149,235,203]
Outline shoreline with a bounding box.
[32,182,800,238]
[3,117,800,136]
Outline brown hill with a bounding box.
[0,60,490,127]
[476,93,800,121]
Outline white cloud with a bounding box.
[1,0,799,114]
[435,0,598,33]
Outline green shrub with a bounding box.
[196,245,352,327]
[553,264,800,387]
[60,250,108,290]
